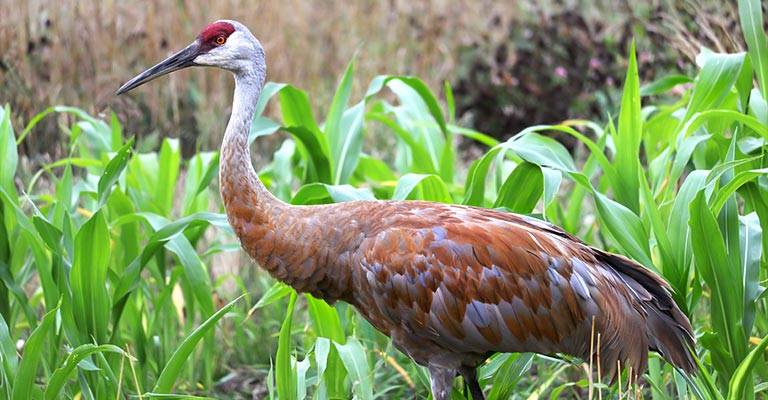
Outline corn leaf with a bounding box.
[153,295,243,394]
[12,303,59,400]
[493,161,543,213]
[393,173,453,203]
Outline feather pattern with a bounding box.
[230,198,695,380]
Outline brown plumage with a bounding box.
[117,20,697,400]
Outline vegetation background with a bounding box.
[1,1,747,157]
[1,0,767,399]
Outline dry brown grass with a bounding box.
[1,0,749,159]
[1,0,525,157]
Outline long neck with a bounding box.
[219,66,354,304]
[220,70,287,239]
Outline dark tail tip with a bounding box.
[646,301,697,374]
[598,251,697,375]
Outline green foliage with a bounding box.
[0,0,767,398]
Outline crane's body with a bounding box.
[117,20,696,399]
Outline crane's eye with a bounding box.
[215,36,226,45]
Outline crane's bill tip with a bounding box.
[115,42,200,96]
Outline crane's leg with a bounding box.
[428,364,456,400]
[458,366,485,400]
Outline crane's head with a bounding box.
[116,20,265,95]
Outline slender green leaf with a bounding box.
[0,105,17,196]
[738,0,768,100]
[614,41,642,213]
[392,173,452,203]
[739,212,763,339]
[493,162,543,213]
[571,173,654,268]
[153,296,243,393]
[45,344,128,400]
[291,183,375,205]
[251,281,292,310]
[279,85,322,133]
[98,137,134,207]
[70,209,111,343]
[690,191,747,385]
[276,291,298,400]
[0,314,17,389]
[335,337,373,400]
[485,353,533,400]
[12,303,60,400]
[684,52,747,124]
[283,126,332,184]
[727,334,768,400]
[326,57,358,184]
[306,295,344,342]
[640,75,693,96]
[510,132,577,172]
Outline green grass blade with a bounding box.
[0,258,38,331]
[738,0,768,100]
[640,74,693,96]
[306,295,344,342]
[111,212,230,323]
[614,40,642,213]
[326,57,357,184]
[683,52,747,124]
[392,173,452,203]
[332,101,365,185]
[485,353,533,400]
[250,116,281,144]
[727,334,768,400]
[44,344,128,400]
[366,111,436,175]
[570,173,654,268]
[282,126,332,184]
[156,138,181,216]
[313,337,331,397]
[70,209,111,343]
[251,281,292,310]
[276,291,298,400]
[353,155,396,185]
[463,145,506,206]
[509,132,577,173]
[290,183,375,205]
[390,77,447,135]
[306,296,348,399]
[12,302,60,400]
[136,213,215,315]
[739,212,763,338]
[97,137,134,208]
[448,124,500,148]
[689,191,747,384]
[182,153,213,216]
[279,85,322,134]
[335,337,373,400]
[152,295,243,394]
[0,314,17,394]
[710,169,768,213]
[255,82,288,118]
[0,105,18,197]
[493,161,543,213]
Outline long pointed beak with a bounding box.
[116,42,201,95]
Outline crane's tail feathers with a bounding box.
[645,300,697,373]
[598,251,697,375]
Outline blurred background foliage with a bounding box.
[1,0,761,159]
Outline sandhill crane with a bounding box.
[116,20,696,400]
